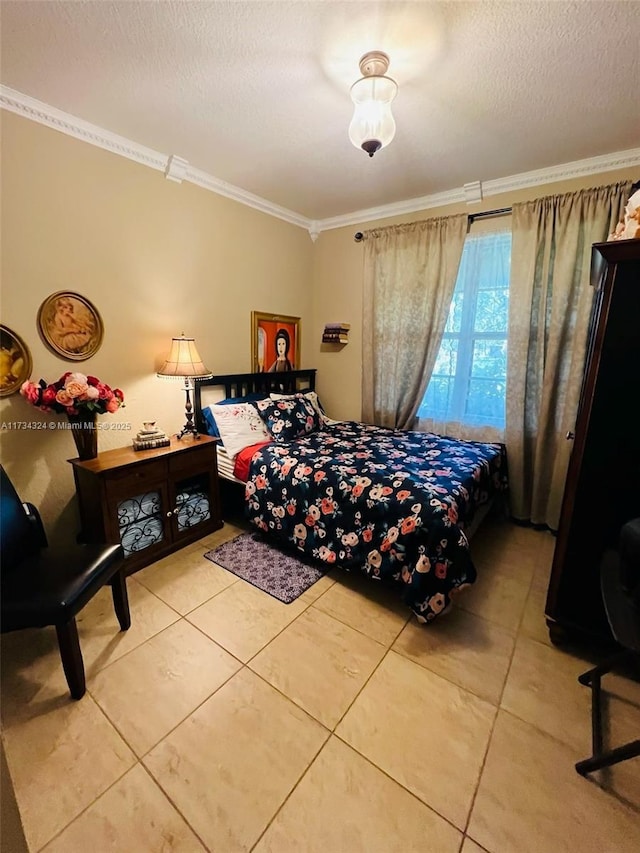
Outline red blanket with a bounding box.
[233,440,271,482]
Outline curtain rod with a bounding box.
[353,206,513,241]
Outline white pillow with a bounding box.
[270,390,337,425]
[209,402,271,458]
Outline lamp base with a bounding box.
[177,423,201,440]
[175,379,201,440]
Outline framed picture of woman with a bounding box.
[0,325,32,397]
[251,312,300,373]
[37,291,104,361]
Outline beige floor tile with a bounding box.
[597,672,640,808]
[135,545,238,614]
[502,635,640,807]
[76,577,180,677]
[196,521,247,550]
[468,710,640,853]
[501,635,592,752]
[393,607,515,705]
[519,580,552,646]
[461,839,489,853]
[336,651,496,829]
[254,736,461,853]
[2,693,135,851]
[0,579,179,726]
[89,620,241,756]
[250,608,386,728]
[530,548,554,592]
[41,763,206,852]
[456,566,530,634]
[296,571,337,605]
[144,668,327,852]
[186,580,309,661]
[1,628,74,729]
[471,522,550,586]
[312,571,409,645]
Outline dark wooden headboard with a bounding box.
[194,369,317,434]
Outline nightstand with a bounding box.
[69,435,222,575]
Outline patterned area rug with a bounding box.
[204,532,326,603]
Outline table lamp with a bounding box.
[157,334,213,439]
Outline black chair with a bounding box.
[575,518,640,775]
[0,465,130,700]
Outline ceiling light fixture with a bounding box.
[349,51,397,158]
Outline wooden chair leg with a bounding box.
[55,618,85,700]
[111,570,131,631]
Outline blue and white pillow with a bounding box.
[255,397,321,442]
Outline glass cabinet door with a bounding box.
[116,488,167,558]
[171,471,212,540]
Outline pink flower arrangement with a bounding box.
[20,372,124,416]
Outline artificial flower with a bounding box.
[20,372,124,416]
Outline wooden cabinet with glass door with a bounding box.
[69,435,222,575]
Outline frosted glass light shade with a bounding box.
[349,52,397,157]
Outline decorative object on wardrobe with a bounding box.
[322,323,350,344]
[546,239,640,646]
[349,51,397,157]
[157,334,213,439]
[608,181,640,241]
[0,325,32,397]
[37,291,104,361]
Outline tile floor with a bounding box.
[1,519,639,852]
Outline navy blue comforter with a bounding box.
[245,422,507,622]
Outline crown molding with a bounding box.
[315,148,640,234]
[480,148,640,198]
[0,85,168,172]
[0,85,312,232]
[317,188,466,233]
[2,85,638,239]
[186,166,311,230]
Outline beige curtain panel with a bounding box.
[506,180,631,529]
[361,215,468,429]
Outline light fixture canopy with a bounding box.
[157,334,212,439]
[349,50,397,158]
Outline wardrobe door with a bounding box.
[546,240,640,644]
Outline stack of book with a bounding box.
[322,323,350,344]
[133,423,170,451]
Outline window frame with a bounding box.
[418,230,511,429]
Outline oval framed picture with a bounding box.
[0,325,33,397]
[37,291,104,361]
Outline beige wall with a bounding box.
[0,112,313,536]
[312,166,638,421]
[1,109,636,533]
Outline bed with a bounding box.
[195,370,507,623]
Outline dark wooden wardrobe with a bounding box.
[546,239,640,645]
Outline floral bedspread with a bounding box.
[245,422,508,623]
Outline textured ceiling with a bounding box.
[1,0,639,221]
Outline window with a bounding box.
[418,231,511,428]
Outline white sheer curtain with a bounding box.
[361,215,468,429]
[416,231,511,443]
[506,181,630,529]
